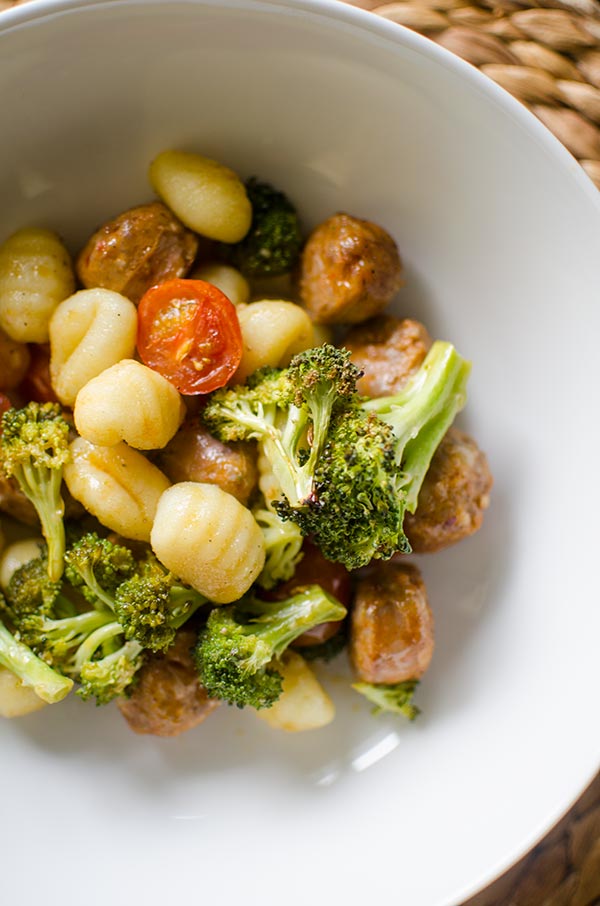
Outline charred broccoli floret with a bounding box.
[193,584,347,709]
[227,178,302,277]
[114,553,207,652]
[0,402,70,581]
[203,345,361,510]
[277,407,409,568]
[352,679,420,720]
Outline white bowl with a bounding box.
[1,1,599,904]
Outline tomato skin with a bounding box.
[137,279,243,394]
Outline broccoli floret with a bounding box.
[64,532,137,609]
[278,407,409,569]
[0,615,73,704]
[227,178,302,277]
[0,402,70,581]
[114,553,207,652]
[363,340,471,513]
[7,545,144,705]
[352,679,420,720]
[77,639,143,706]
[203,345,361,510]
[193,584,347,709]
[253,505,304,590]
[4,550,76,621]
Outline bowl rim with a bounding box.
[1,1,599,903]
[1,0,599,220]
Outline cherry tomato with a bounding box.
[137,279,243,394]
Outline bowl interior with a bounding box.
[1,2,600,905]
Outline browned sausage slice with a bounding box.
[350,562,434,684]
[299,213,404,324]
[76,202,198,304]
[157,418,257,506]
[405,427,492,553]
[118,628,219,737]
[343,315,431,397]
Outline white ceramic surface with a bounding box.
[1,1,599,904]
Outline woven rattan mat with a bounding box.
[1,0,599,902]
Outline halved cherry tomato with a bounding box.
[137,279,243,394]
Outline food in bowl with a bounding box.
[0,148,492,735]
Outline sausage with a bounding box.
[118,628,219,737]
[342,315,431,398]
[157,418,257,505]
[266,540,351,649]
[17,343,58,403]
[0,329,30,392]
[405,427,492,553]
[350,561,434,684]
[76,202,198,304]
[299,213,404,325]
[0,474,38,525]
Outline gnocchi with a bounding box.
[191,262,250,307]
[64,438,170,542]
[0,227,75,343]
[0,666,48,718]
[49,288,138,407]
[0,537,44,591]
[150,482,266,604]
[149,150,252,243]
[254,651,335,732]
[74,359,186,450]
[234,299,315,383]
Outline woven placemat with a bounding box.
[1,0,599,902]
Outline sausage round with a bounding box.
[157,418,257,506]
[118,628,219,737]
[350,562,434,684]
[299,213,404,325]
[343,315,431,398]
[405,427,493,553]
[76,202,198,304]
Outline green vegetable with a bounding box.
[227,178,302,276]
[253,505,304,590]
[114,552,207,652]
[363,340,471,514]
[203,344,360,512]
[0,402,71,581]
[193,584,347,710]
[0,614,73,704]
[64,532,136,610]
[352,680,420,720]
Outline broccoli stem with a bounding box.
[18,461,66,582]
[0,620,73,704]
[72,620,124,673]
[363,341,471,513]
[242,585,347,662]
